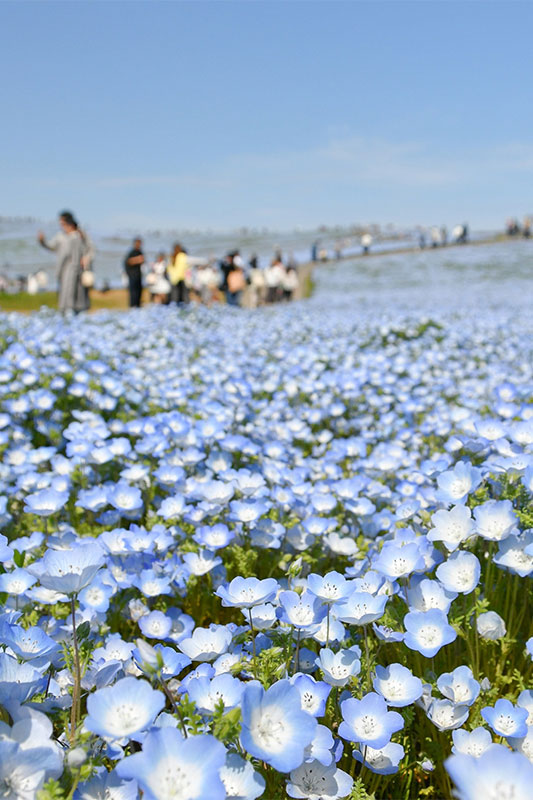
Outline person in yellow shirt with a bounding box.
[167,242,189,304]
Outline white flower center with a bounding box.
[419,625,440,645]
[495,714,518,735]
[355,714,379,737]
[255,713,286,749]
[153,759,192,799]
[109,703,142,735]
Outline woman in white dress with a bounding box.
[37,211,92,313]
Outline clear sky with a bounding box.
[2,0,532,231]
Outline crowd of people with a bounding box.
[505,217,531,238]
[123,240,300,309]
[32,210,531,315]
[33,211,302,314]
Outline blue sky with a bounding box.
[2,1,532,231]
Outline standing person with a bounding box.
[168,242,189,304]
[361,233,372,255]
[226,258,246,306]
[37,210,90,314]
[124,237,144,307]
[265,257,284,303]
[282,265,299,301]
[147,252,171,304]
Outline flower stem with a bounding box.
[248,607,256,658]
[293,628,301,675]
[159,676,188,738]
[69,596,81,745]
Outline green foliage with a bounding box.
[224,544,259,580]
[349,777,376,800]
[37,780,65,800]
[211,705,241,743]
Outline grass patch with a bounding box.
[0,289,147,313]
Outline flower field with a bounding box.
[1,243,533,800]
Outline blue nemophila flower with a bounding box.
[240,679,318,772]
[216,576,279,608]
[476,611,506,640]
[0,534,14,563]
[76,486,109,512]
[278,590,328,630]
[287,759,353,800]
[474,499,517,542]
[178,624,232,661]
[73,770,138,800]
[313,612,345,646]
[241,603,277,631]
[229,500,269,524]
[373,623,404,643]
[78,576,115,614]
[426,699,470,731]
[351,570,386,595]
[315,647,361,687]
[85,676,165,740]
[193,523,234,550]
[0,622,60,662]
[352,741,405,775]
[158,495,187,519]
[132,569,172,597]
[305,722,335,765]
[334,591,387,626]
[138,610,172,640]
[495,531,533,577]
[24,488,68,516]
[437,461,482,505]
[92,630,135,663]
[291,674,332,717]
[196,479,234,505]
[0,567,37,596]
[0,739,59,800]
[436,551,481,595]
[372,541,425,581]
[220,753,265,800]
[134,641,190,680]
[481,698,529,739]
[117,728,227,800]
[451,726,493,757]
[306,571,352,603]
[406,576,457,614]
[186,673,244,715]
[107,483,143,515]
[446,744,533,800]
[29,541,104,595]
[517,689,533,725]
[0,653,47,707]
[373,663,423,707]
[509,724,533,762]
[427,505,475,551]
[437,665,480,706]
[403,609,457,658]
[339,692,403,749]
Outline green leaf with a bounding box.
[76,621,91,641]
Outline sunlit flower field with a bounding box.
[1,241,533,800]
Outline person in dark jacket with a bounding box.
[124,237,144,307]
